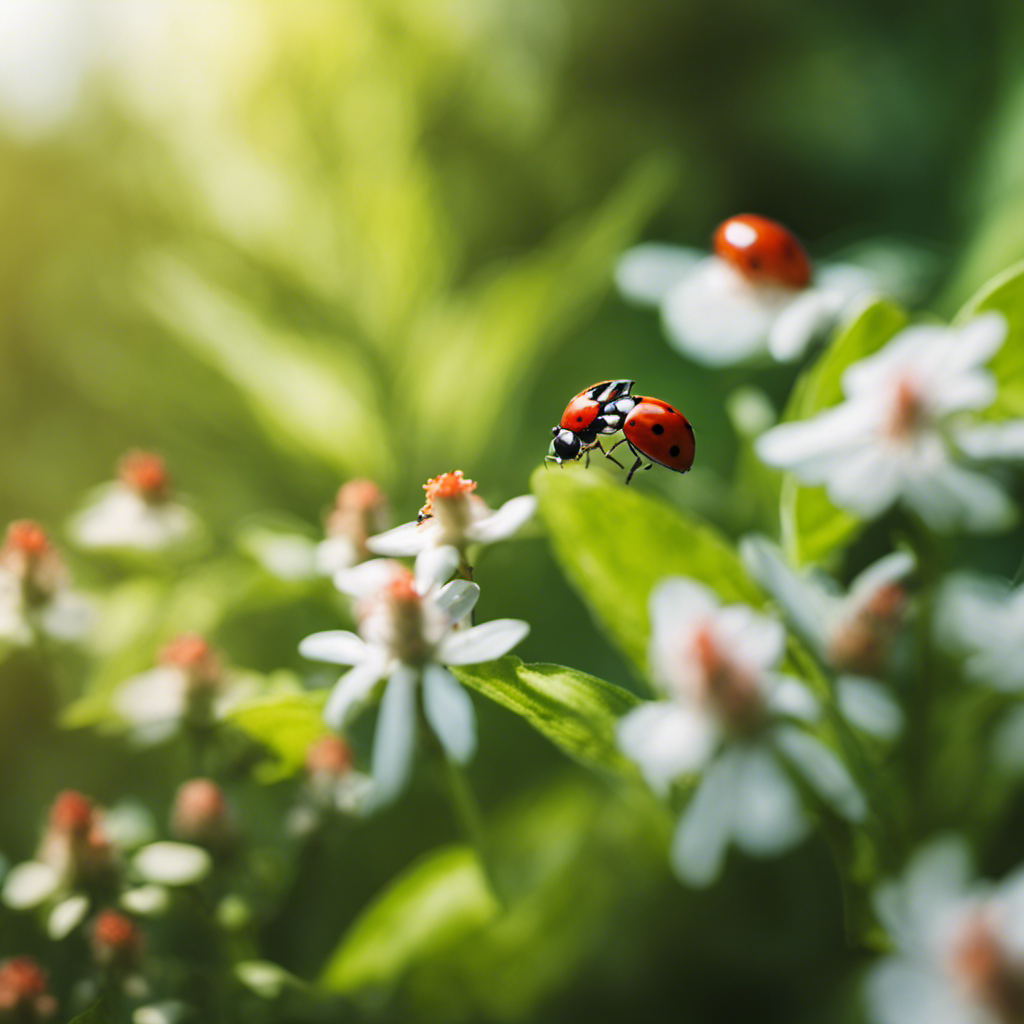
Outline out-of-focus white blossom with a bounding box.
[300,547,529,807]
[69,451,200,553]
[742,536,909,739]
[366,471,535,560]
[866,837,1024,1024]
[616,577,865,886]
[757,315,1019,533]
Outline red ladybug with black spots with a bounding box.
[712,214,811,289]
[548,381,695,484]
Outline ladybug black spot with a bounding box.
[665,406,675,414]
[628,420,636,427]
[576,416,583,422]
[651,423,665,435]
[749,256,761,270]
[669,445,681,458]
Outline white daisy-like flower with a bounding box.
[299,547,529,808]
[0,520,93,649]
[616,577,865,886]
[742,535,909,739]
[366,471,536,561]
[114,634,255,744]
[69,451,200,553]
[866,837,1024,1024]
[756,314,1019,533]
[616,215,883,367]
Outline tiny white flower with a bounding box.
[69,451,200,553]
[300,547,529,808]
[114,634,254,744]
[616,216,884,367]
[866,837,1024,1024]
[366,471,536,560]
[742,535,909,739]
[0,520,93,649]
[757,314,1019,533]
[617,577,864,886]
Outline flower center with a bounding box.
[91,910,142,969]
[171,778,232,846]
[828,583,907,673]
[691,623,763,731]
[951,914,1024,1024]
[0,957,50,1012]
[158,633,222,692]
[49,790,95,837]
[305,735,353,778]
[381,571,433,665]
[118,450,170,504]
[326,478,388,560]
[885,378,928,440]
[418,472,478,539]
[1,520,64,607]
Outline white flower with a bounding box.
[0,520,93,649]
[742,535,908,739]
[299,547,529,808]
[69,451,200,553]
[866,837,1024,1024]
[756,315,1019,533]
[114,634,254,744]
[616,234,881,366]
[616,578,865,886]
[366,471,536,560]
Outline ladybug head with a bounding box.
[550,428,581,463]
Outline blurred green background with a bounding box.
[2,2,1024,1020]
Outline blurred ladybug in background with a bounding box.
[547,381,695,485]
[712,213,811,290]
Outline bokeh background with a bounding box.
[2,3,1024,1020]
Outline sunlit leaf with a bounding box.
[453,656,640,776]
[225,692,329,781]
[954,258,1024,418]
[533,465,763,672]
[320,845,500,994]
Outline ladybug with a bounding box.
[548,382,695,485]
[548,380,639,470]
[712,214,811,290]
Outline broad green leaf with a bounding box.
[453,656,640,776]
[141,254,394,480]
[780,297,908,564]
[226,691,329,781]
[320,845,500,994]
[954,258,1024,418]
[533,465,764,672]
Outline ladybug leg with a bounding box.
[593,439,624,470]
[624,454,643,485]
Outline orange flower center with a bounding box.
[118,450,170,502]
[886,378,928,440]
[828,583,907,674]
[306,735,353,777]
[418,471,477,522]
[158,633,221,690]
[326,478,388,558]
[691,624,763,731]
[951,915,1024,1023]
[49,790,95,836]
[0,957,49,1006]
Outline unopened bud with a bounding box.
[170,779,235,849]
[0,957,57,1021]
[90,910,143,972]
[118,451,171,505]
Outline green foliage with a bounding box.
[453,656,640,777]
[320,845,501,994]
[779,298,909,564]
[954,258,1024,418]
[532,465,764,673]
[67,1004,108,1024]
[226,691,329,781]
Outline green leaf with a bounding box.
[453,656,640,776]
[320,845,500,994]
[225,692,329,781]
[779,297,909,564]
[954,258,1024,418]
[68,1003,108,1024]
[533,465,763,672]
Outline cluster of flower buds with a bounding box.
[38,791,116,891]
[90,909,143,974]
[170,779,237,852]
[0,521,66,610]
[0,958,56,1022]
[324,479,390,564]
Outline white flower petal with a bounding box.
[334,558,404,600]
[767,287,843,362]
[323,658,386,730]
[774,726,866,821]
[365,521,430,557]
[991,705,1024,772]
[731,747,808,855]
[765,675,820,722]
[712,605,786,672]
[649,577,719,635]
[467,495,537,544]
[40,590,95,641]
[422,664,477,764]
[615,243,703,306]
[670,752,740,886]
[2,861,60,909]
[826,447,902,520]
[312,536,355,577]
[617,701,719,794]
[434,580,480,625]
[837,676,904,740]
[955,419,1024,460]
[662,258,791,366]
[298,630,368,666]
[415,545,460,591]
[848,551,915,607]
[48,894,90,939]
[436,619,529,666]
[133,842,212,886]
[755,397,879,474]
[865,957,969,1024]
[120,885,171,917]
[740,535,830,647]
[368,665,419,808]
[907,462,1016,534]
[70,486,199,552]
[116,667,188,728]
